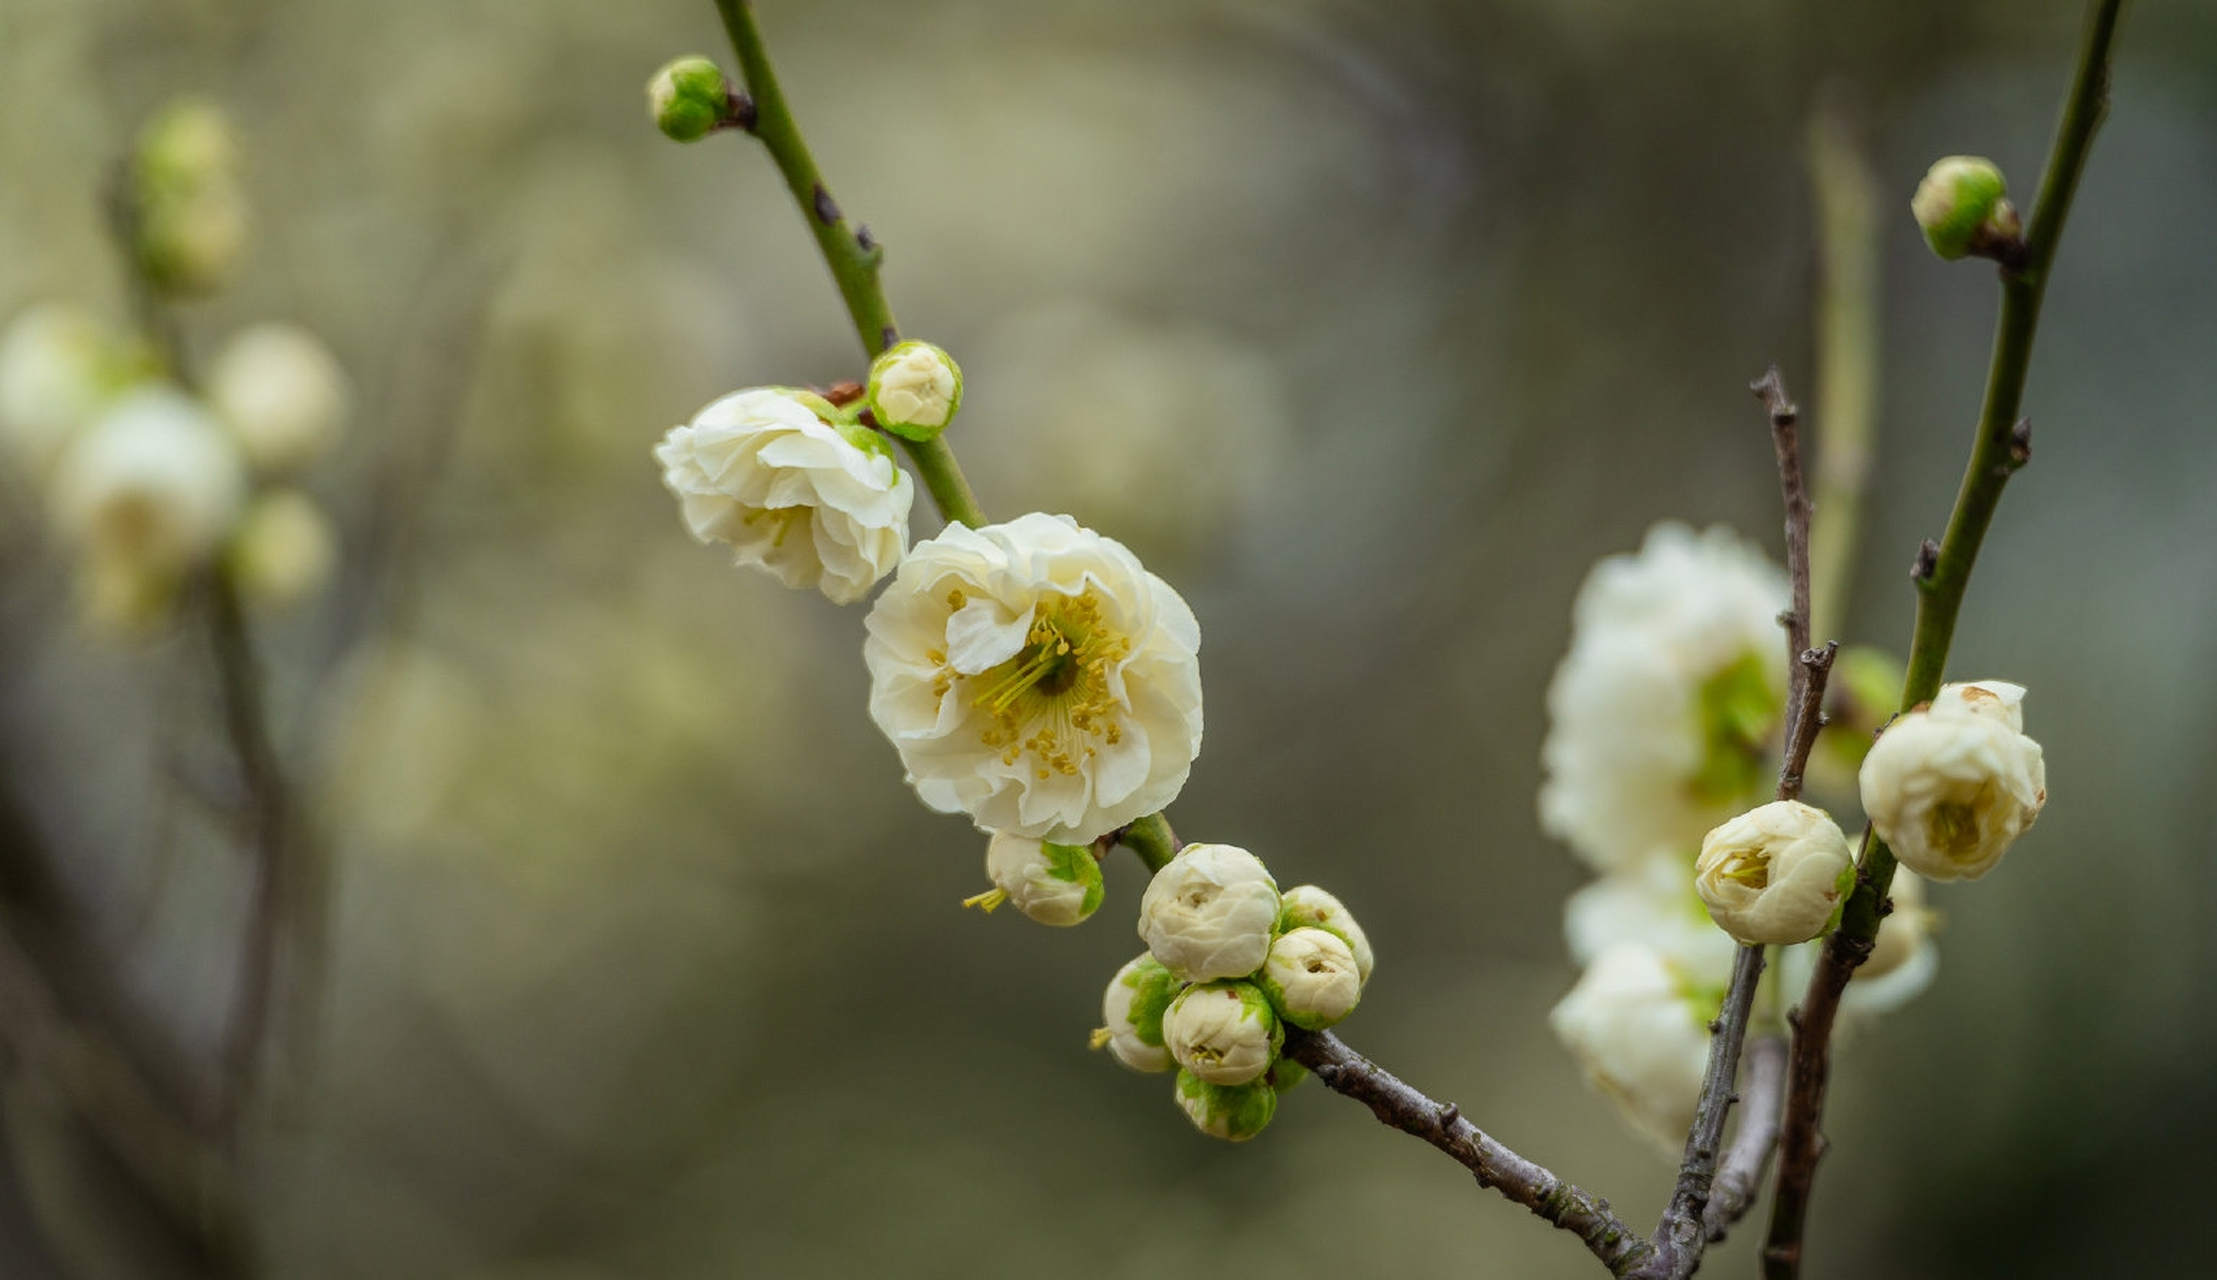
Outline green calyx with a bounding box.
[1118,955,1182,1047]
[1042,840,1105,923]
[1689,648,1779,806]
[1174,1069,1278,1142]
[649,56,737,143]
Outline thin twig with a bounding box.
[1285,1029,1656,1276]
[709,0,985,529]
[1628,373,1838,1279]
[1703,1031,1786,1240]
[1764,4,2126,1273]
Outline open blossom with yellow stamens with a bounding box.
[654,387,912,605]
[863,512,1201,843]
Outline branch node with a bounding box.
[1911,538,1940,583]
[811,182,841,225]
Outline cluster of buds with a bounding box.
[0,103,347,632]
[1094,843,1372,1141]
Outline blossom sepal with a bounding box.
[1172,1069,1277,1142]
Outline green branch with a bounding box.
[709,0,986,529]
[1765,3,2126,1273]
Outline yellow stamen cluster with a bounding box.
[937,590,1131,781]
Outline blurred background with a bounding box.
[1,0,2212,1276]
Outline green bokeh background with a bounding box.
[2,1,2213,1276]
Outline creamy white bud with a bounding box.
[1549,942,1713,1154]
[1163,982,1280,1086]
[49,387,246,575]
[227,489,337,609]
[1860,689,2045,881]
[981,831,1101,926]
[1278,884,1374,985]
[1928,679,2026,733]
[206,323,350,474]
[1693,800,1855,946]
[1098,953,1180,1073]
[1173,1069,1276,1142]
[1136,843,1279,983]
[1257,927,1361,1030]
[866,341,962,442]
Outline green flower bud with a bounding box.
[967,831,1102,926]
[1163,980,1281,1086]
[1277,884,1373,986]
[1173,1069,1276,1142]
[648,57,738,143]
[865,341,963,442]
[1911,156,2021,261]
[1257,927,1362,1030]
[1261,1055,1307,1094]
[1094,952,1181,1073]
[132,99,247,298]
[227,490,337,610]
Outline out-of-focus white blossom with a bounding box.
[1163,981,1280,1086]
[49,386,246,576]
[1693,800,1855,946]
[0,305,136,476]
[1550,942,1715,1154]
[1097,953,1179,1074]
[1173,1069,1277,1142]
[1257,927,1361,1030]
[656,388,912,605]
[1860,868,1937,982]
[228,489,337,609]
[864,512,1200,841]
[866,341,962,442]
[1860,681,2045,881]
[1277,884,1373,986]
[1541,522,1788,872]
[974,831,1102,927]
[1563,856,1737,979]
[1135,843,1278,983]
[206,323,351,474]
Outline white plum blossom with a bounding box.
[1098,953,1179,1074]
[1860,868,1937,983]
[1541,522,1789,872]
[1277,884,1374,986]
[1563,855,1737,979]
[1860,680,2046,881]
[1257,927,1361,1030]
[864,512,1201,841]
[50,387,246,575]
[977,830,1102,927]
[205,323,351,474]
[656,388,913,605]
[0,304,132,475]
[1162,982,1280,1086]
[1135,843,1278,983]
[1549,942,1715,1154]
[1693,800,1855,946]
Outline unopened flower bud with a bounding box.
[1693,800,1855,946]
[132,100,247,297]
[969,831,1101,926]
[0,305,141,476]
[865,341,963,442]
[1860,682,2046,881]
[1173,1069,1276,1142]
[1257,927,1361,1030]
[228,490,337,609]
[1911,156,2021,262]
[206,323,350,474]
[1163,980,1280,1086]
[1096,953,1181,1073]
[1261,1056,1307,1093]
[648,56,739,143]
[1136,843,1280,983]
[1277,884,1373,985]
